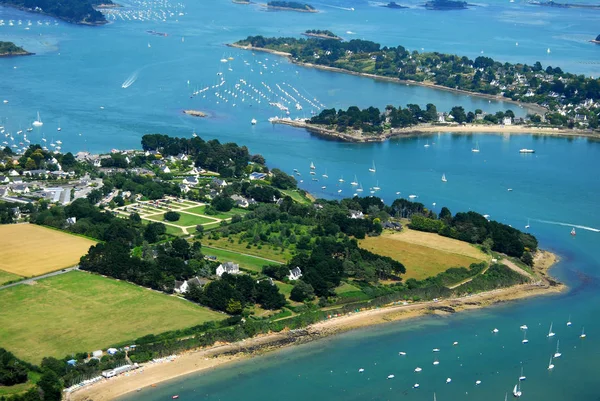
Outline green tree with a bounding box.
[164,211,180,221]
[290,281,315,302]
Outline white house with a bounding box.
[66,217,77,225]
[216,261,240,277]
[161,165,171,174]
[231,194,249,208]
[349,210,364,219]
[8,169,19,177]
[174,277,209,294]
[288,267,302,281]
[0,176,9,184]
[502,117,512,126]
[212,178,228,188]
[179,183,190,194]
[183,176,199,185]
[11,184,29,194]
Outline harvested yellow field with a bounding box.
[0,225,96,277]
[360,228,488,280]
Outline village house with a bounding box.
[183,176,199,186]
[179,183,190,194]
[502,117,512,126]
[160,165,171,174]
[8,169,19,177]
[0,176,9,184]
[0,187,7,198]
[288,267,302,281]
[231,194,250,208]
[216,261,240,277]
[174,277,209,294]
[11,184,29,194]
[349,210,364,219]
[212,178,228,188]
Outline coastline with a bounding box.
[271,118,600,143]
[227,43,547,115]
[0,51,33,58]
[70,250,562,401]
[259,4,318,13]
[0,2,108,25]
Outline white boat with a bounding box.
[321,186,326,189]
[554,340,561,358]
[338,176,344,183]
[398,351,406,356]
[547,48,551,54]
[373,181,380,191]
[56,140,62,145]
[358,368,364,373]
[351,175,358,186]
[441,173,447,182]
[548,322,555,337]
[414,367,422,372]
[433,358,439,366]
[520,324,528,330]
[567,315,572,326]
[548,355,554,370]
[445,378,451,384]
[453,341,458,346]
[251,118,257,125]
[409,194,417,199]
[571,227,576,236]
[432,348,440,352]
[492,328,499,333]
[322,170,328,179]
[357,184,363,193]
[522,331,529,344]
[424,140,430,148]
[413,383,419,388]
[369,161,376,173]
[519,148,535,153]
[472,142,480,153]
[310,161,315,170]
[513,382,522,397]
[475,380,481,385]
[580,327,586,338]
[148,42,151,48]
[26,128,32,132]
[337,189,342,193]
[32,112,43,127]
[387,374,395,379]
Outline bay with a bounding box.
[1,0,599,399]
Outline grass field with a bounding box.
[280,189,312,205]
[202,246,281,272]
[0,271,225,363]
[359,229,488,280]
[184,206,247,220]
[0,269,21,285]
[206,238,291,263]
[0,225,96,277]
[146,212,216,227]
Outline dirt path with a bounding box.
[500,258,533,278]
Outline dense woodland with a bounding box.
[0,41,28,55]
[236,35,600,120]
[267,1,315,11]
[0,349,61,401]
[0,0,109,24]
[310,104,519,134]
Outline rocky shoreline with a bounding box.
[270,118,599,143]
[259,3,318,12]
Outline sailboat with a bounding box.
[357,184,364,193]
[322,170,328,179]
[554,340,561,358]
[424,140,430,148]
[441,173,447,182]
[472,141,480,153]
[571,227,576,236]
[519,366,526,381]
[580,327,586,338]
[525,219,530,229]
[373,181,381,191]
[548,355,554,370]
[513,381,522,397]
[566,315,572,326]
[548,322,555,337]
[32,112,43,127]
[351,175,358,186]
[522,331,529,344]
[310,161,315,170]
[369,161,376,173]
[338,176,344,183]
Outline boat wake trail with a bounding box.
[532,219,600,233]
[121,71,139,89]
[314,3,355,11]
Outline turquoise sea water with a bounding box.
[2,0,600,399]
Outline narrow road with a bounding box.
[0,266,79,291]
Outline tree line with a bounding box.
[0,0,109,24]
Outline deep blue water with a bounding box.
[1,0,600,399]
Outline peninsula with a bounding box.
[424,0,469,9]
[302,29,342,40]
[0,133,562,401]
[0,0,110,25]
[232,36,600,125]
[382,2,409,8]
[0,41,32,57]
[263,1,317,12]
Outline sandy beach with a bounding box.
[227,43,547,115]
[271,118,599,143]
[70,251,561,401]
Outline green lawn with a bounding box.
[335,282,362,295]
[0,271,225,363]
[280,189,313,205]
[0,269,21,286]
[202,246,281,272]
[275,281,294,298]
[206,238,291,263]
[165,225,186,236]
[146,212,216,227]
[184,205,247,220]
